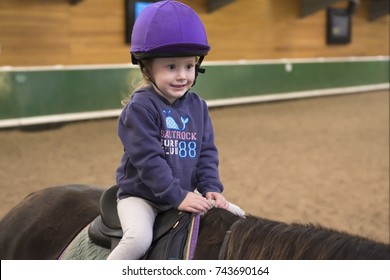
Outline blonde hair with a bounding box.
[122,59,154,106]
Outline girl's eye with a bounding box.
[167,64,176,70]
[186,64,195,70]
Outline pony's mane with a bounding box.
[197,208,390,260]
[195,207,240,259]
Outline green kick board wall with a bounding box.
[0,60,388,120]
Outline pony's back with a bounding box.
[0,184,102,260]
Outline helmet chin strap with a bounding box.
[151,80,171,99]
[193,56,205,87]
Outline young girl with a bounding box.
[107,0,229,260]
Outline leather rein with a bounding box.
[218,218,243,260]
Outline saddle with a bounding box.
[88,185,199,260]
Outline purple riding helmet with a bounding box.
[130,0,210,83]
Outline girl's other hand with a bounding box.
[177,192,212,213]
[205,192,229,209]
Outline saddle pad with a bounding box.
[59,226,110,260]
[85,209,200,260]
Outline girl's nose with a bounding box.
[176,67,186,79]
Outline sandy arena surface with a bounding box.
[0,90,388,243]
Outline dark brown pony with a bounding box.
[0,184,389,260]
[0,185,102,260]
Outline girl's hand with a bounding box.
[205,192,229,209]
[178,192,212,213]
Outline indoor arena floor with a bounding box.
[0,90,388,243]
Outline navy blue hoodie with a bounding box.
[116,87,223,208]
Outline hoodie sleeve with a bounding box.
[196,102,224,195]
[118,102,188,207]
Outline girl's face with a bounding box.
[151,57,196,104]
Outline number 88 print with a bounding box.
[178,141,197,158]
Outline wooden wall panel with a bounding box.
[68,0,128,64]
[0,0,389,66]
[0,0,71,65]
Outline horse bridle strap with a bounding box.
[218,219,242,260]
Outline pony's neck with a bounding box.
[194,208,241,260]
